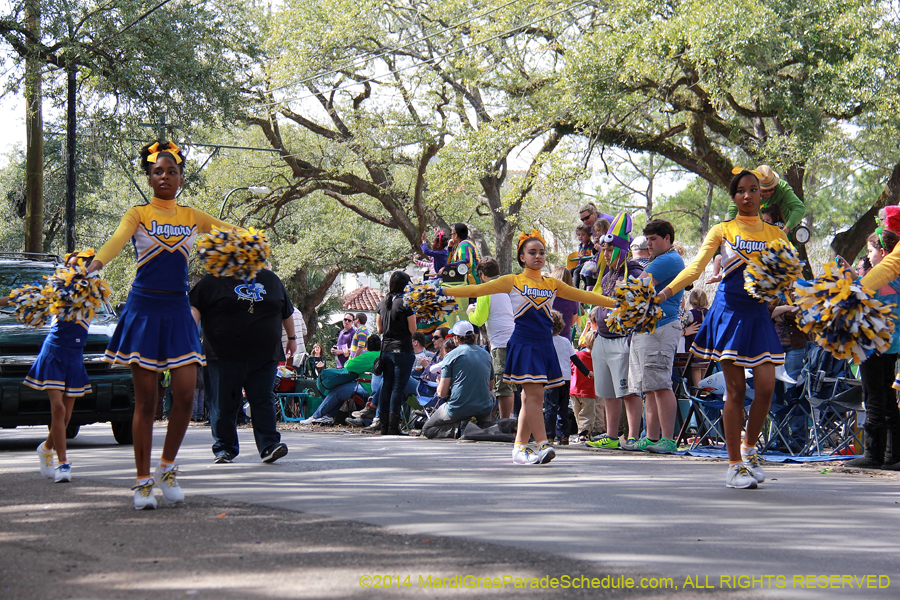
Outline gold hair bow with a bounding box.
[147,141,183,164]
[64,248,95,264]
[731,166,762,179]
[517,228,547,250]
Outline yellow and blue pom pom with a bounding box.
[794,263,895,364]
[10,283,53,328]
[197,227,270,281]
[46,263,112,323]
[403,281,458,323]
[744,238,804,303]
[605,276,662,335]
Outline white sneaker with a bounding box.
[54,462,72,483]
[725,463,758,489]
[37,442,55,478]
[535,444,556,465]
[741,451,765,483]
[512,446,538,465]
[132,480,158,510]
[153,464,185,505]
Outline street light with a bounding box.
[218,185,271,219]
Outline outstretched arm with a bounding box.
[90,209,141,271]
[193,210,239,234]
[555,281,614,308]
[660,225,724,298]
[442,275,514,298]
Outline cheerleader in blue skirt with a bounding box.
[658,169,789,489]
[443,230,613,465]
[2,252,92,483]
[87,141,238,509]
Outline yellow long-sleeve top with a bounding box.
[95,197,236,293]
[862,244,900,291]
[665,216,789,297]
[444,268,612,338]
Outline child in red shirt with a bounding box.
[570,330,603,442]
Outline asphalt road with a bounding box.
[1,423,898,599]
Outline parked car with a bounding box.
[0,253,134,443]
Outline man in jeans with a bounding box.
[190,268,295,464]
[422,321,494,439]
[626,219,684,454]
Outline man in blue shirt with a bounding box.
[422,321,494,439]
[626,219,685,454]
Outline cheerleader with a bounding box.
[442,230,613,465]
[658,169,788,489]
[87,141,238,509]
[2,253,93,483]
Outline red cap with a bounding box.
[885,206,900,232]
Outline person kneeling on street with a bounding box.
[422,321,495,439]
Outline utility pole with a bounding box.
[23,0,43,253]
[65,63,77,253]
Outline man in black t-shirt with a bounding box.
[190,268,297,464]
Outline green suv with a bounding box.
[0,253,134,443]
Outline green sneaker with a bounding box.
[647,437,677,454]
[619,437,639,451]
[585,435,619,450]
[628,437,656,452]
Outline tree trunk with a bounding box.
[290,266,343,343]
[24,0,43,254]
[700,181,713,236]
[831,161,900,261]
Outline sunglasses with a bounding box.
[580,215,591,222]
[343,318,353,322]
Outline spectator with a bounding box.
[422,321,494,439]
[769,297,809,453]
[191,368,205,422]
[570,330,599,442]
[376,271,417,435]
[447,223,480,285]
[299,335,381,425]
[189,267,295,464]
[333,313,356,368]
[581,218,611,287]
[578,202,615,231]
[630,235,652,268]
[545,310,591,445]
[309,343,327,376]
[349,329,442,427]
[349,313,370,358]
[629,219,684,454]
[421,230,450,274]
[727,165,806,233]
[684,289,710,387]
[572,223,596,289]
[467,257,516,418]
[551,266,579,339]
[847,230,900,469]
[586,240,645,450]
[412,332,434,380]
[282,307,308,362]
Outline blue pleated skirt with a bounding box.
[103,287,205,371]
[503,332,564,388]
[691,289,784,367]
[24,342,92,397]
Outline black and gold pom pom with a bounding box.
[197,227,270,281]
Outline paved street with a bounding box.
[1,423,898,599]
